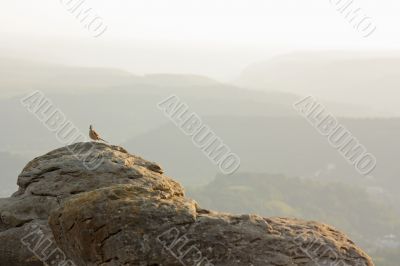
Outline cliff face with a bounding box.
[0,143,374,266]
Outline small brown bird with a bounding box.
[89,125,108,143]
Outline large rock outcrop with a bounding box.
[1,143,374,266]
[0,142,166,266]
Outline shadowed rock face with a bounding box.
[1,143,374,266]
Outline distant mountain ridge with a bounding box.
[124,116,400,189]
[0,57,220,97]
[236,51,400,116]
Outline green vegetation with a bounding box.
[187,173,400,266]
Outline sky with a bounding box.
[0,0,399,79]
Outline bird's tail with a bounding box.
[99,138,108,143]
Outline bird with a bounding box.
[89,125,108,143]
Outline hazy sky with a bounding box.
[1,0,399,79]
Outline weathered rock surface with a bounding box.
[1,143,374,266]
[0,142,167,266]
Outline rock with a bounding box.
[0,142,166,266]
[49,184,373,266]
[1,142,374,265]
